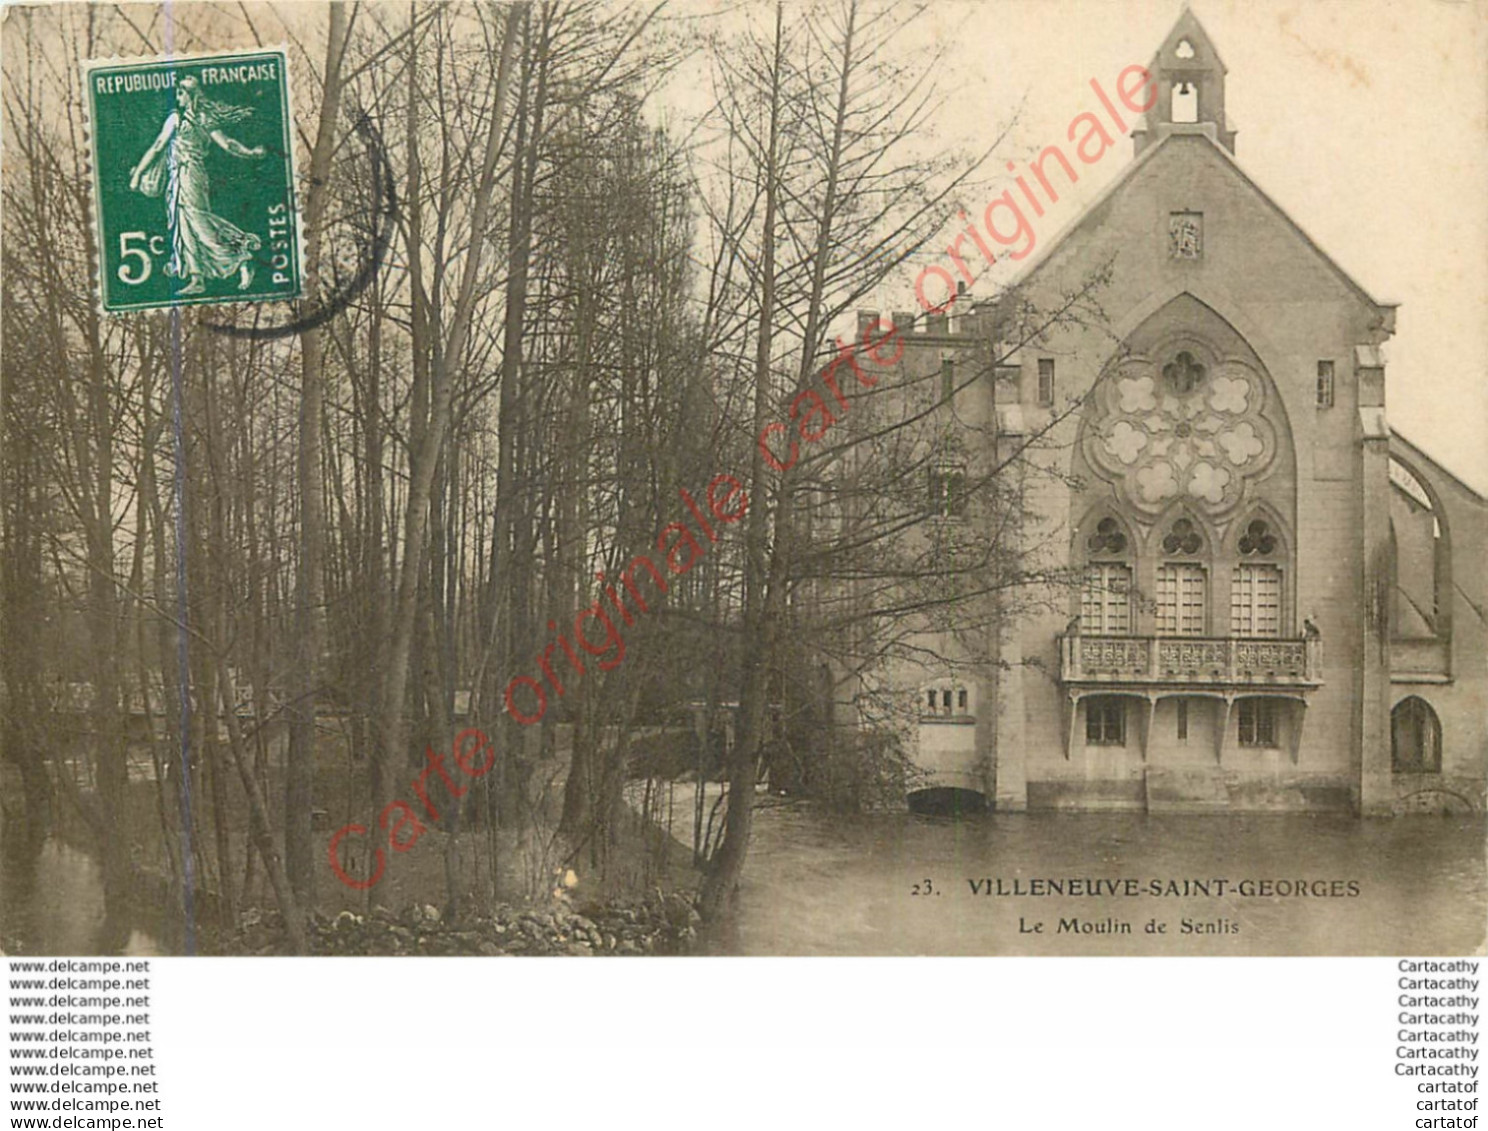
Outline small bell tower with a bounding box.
[1135,9,1236,156]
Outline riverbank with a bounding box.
[0,821,704,956]
[227,891,702,956]
[0,735,706,955]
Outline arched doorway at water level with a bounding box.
[907,787,989,818]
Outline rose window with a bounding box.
[1086,347,1277,518]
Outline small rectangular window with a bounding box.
[1176,700,1189,742]
[1238,699,1278,748]
[928,465,967,521]
[1316,360,1335,408]
[926,690,937,711]
[957,688,968,711]
[941,357,956,402]
[1037,359,1055,406]
[1085,697,1126,746]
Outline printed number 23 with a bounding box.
[118,232,166,284]
[911,878,934,896]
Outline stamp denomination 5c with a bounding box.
[84,49,300,312]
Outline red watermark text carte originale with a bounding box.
[913,63,1156,313]
[328,729,494,890]
[325,66,1153,891]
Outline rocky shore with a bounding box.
[231,890,703,956]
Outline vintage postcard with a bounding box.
[1,0,1483,959]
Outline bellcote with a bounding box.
[1134,9,1236,156]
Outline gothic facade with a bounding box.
[861,12,1486,815]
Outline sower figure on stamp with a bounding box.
[129,74,264,295]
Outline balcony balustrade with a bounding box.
[1058,632,1322,689]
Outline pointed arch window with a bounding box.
[1391,697,1442,773]
[1231,566,1281,637]
[1232,517,1284,638]
[1082,517,1132,635]
[1158,566,1207,635]
[1157,517,1207,635]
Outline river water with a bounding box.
[5,804,1482,957]
[0,839,163,957]
[709,803,1488,956]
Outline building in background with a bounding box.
[861,11,1485,816]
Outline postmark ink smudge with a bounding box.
[208,112,397,340]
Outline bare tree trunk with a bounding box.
[0,353,53,853]
[286,3,351,912]
[200,338,237,930]
[214,661,306,954]
[700,2,787,923]
[703,0,860,920]
[383,2,523,865]
[82,290,129,916]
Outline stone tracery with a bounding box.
[1085,343,1278,519]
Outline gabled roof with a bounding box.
[1155,8,1228,74]
[1001,127,1394,325]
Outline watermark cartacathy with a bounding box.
[503,319,908,725]
[327,478,746,890]
[325,326,895,887]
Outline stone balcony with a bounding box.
[1058,633,1323,690]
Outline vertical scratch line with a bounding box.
[163,2,196,958]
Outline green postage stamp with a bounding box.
[84,49,301,312]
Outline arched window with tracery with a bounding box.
[1231,516,1284,637]
[1156,515,1208,635]
[1081,516,1132,634]
[1391,696,1442,773]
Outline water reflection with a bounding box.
[0,839,163,956]
[6,808,1483,957]
[717,806,1488,956]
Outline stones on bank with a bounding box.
[234,892,703,956]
